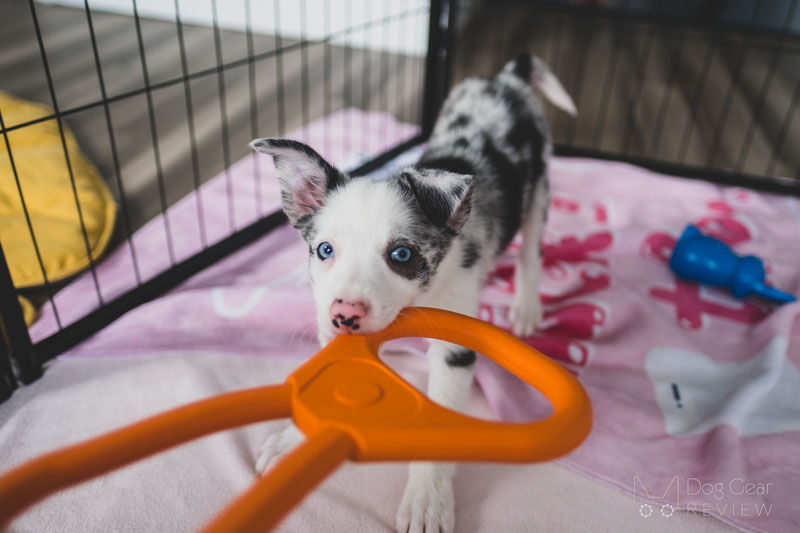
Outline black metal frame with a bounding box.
[1,0,799,401]
[0,0,447,398]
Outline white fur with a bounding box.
[534,69,578,116]
[397,264,482,533]
[310,179,424,344]
[510,178,548,337]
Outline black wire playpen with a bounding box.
[1,0,799,403]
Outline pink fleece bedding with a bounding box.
[29,110,800,533]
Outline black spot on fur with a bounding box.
[382,177,458,288]
[448,113,471,130]
[416,156,476,178]
[384,239,431,283]
[341,315,358,327]
[485,80,527,120]
[446,348,476,367]
[478,76,548,253]
[505,117,535,150]
[511,53,533,81]
[480,133,526,253]
[296,214,316,242]
[454,137,469,149]
[397,172,452,228]
[461,238,481,269]
[397,168,473,232]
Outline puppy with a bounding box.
[250,54,575,533]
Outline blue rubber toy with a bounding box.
[669,225,796,303]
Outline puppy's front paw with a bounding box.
[255,424,304,475]
[509,293,543,338]
[396,475,455,533]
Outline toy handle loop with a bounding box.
[367,307,592,462]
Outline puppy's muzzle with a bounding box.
[330,299,369,333]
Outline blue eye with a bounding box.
[390,246,412,263]
[317,242,335,260]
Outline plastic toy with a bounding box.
[0,307,592,533]
[670,225,796,303]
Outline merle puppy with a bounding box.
[250,54,575,533]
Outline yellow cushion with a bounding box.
[0,91,116,288]
[18,295,35,326]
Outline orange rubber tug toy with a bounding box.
[0,307,592,533]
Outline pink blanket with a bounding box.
[30,110,800,533]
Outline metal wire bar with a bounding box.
[548,12,565,125]
[419,1,438,131]
[734,0,800,172]
[29,0,105,305]
[381,0,391,151]
[83,0,142,286]
[440,0,457,114]
[211,0,236,232]
[0,324,18,401]
[362,1,372,145]
[344,0,353,152]
[566,11,593,146]
[410,7,433,125]
[0,106,62,332]
[274,0,287,136]
[300,0,311,140]
[132,0,176,266]
[0,6,429,137]
[244,0,263,217]
[592,20,622,150]
[528,0,800,45]
[174,0,208,249]
[456,1,472,81]
[396,2,408,124]
[621,18,656,156]
[705,0,766,169]
[676,35,716,164]
[557,144,799,196]
[766,73,800,177]
[647,26,690,158]
[0,241,38,385]
[323,0,332,156]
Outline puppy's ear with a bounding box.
[397,169,474,233]
[250,138,348,226]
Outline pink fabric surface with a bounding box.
[30,109,800,532]
[475,161,800,533]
